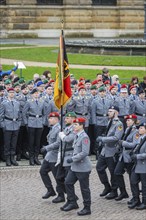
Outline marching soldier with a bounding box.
[128,123,146,210]
[0,88,21,166]
[22,88,45,165]
[40,112,65,203]
[96,106,124,200]
[114,114,139,201]
[63,117,92,216]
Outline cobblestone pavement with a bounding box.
[1,157,146,220]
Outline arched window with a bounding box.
[37,0,63,5]
[0,0,6,5]
[92,0,117,5]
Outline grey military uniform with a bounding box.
[91,96,113,126]
[119,126,139,163]
[62,124,76,167]
[115,96,131,118]
[22,98,45,128]
[101,119,124,157]
[135,135,146,174]
[131,98,146,124]
[0,99,21,131]
[71,130,92,172]
[45,123,61,162]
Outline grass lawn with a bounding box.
[1,46,146,67]
[3,65,145,83]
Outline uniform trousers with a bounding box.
[114,159,133,189]
[65,169,91,208]
[130,170,146,201]
[0,128,4,160]
[96,154,118,190]
[28,127,42,158]
[16,126,28,155]
[4,130,19,156]
[40,159,65,196]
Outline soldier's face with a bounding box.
[8,91,14,98]
[139,93,145,99]
[48,117,58,125]
[79,89,86,96]
[108,110,115,118]
[32,92,39,99]
[46,87,53,95]
[0,90,4,96]
[139,126,146,135]
[130,88,136,95]
[73,123,83,132]
[65,117,73,125]
[120,92,128,98]
[126,119,134,127]
[99,91,106,97]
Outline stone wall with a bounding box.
[0,0,145,38]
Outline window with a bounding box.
[0,0,6,5]
[92,0,117,5]
[37,0,63,5]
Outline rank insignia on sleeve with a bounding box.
[118,125,123,131]
[84,138,89,144]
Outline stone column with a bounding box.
[6,0,36,5]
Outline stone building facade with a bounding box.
[0,0,145,38]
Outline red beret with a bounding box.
[78,86,85,91]
[129,85,136,91]
[104,80,110,85]
[125,114,137,120]
[79,77,85,81]
[91,80,98,85]
[78,82,84,87]
[49,79,55,84]
[96,79,102,83]
[121,84,127,89]
[49,112,60,118]
[7,88,14,92]
[109,85,115,91]
[73,117,86,123]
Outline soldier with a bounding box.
[131,89,146,125]
[40,112,65,203]
[91,86,113,157]
[115,84,131,130]
[62,117,92,216]
[0,88,21,166]
[68,86,90,133]
[16,84,29,161]
[96,106,124,200]
[128,123,146,210]
[114,114,139,201]
[0,85,5,161]
[22,88,45,165]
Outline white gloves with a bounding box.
[59,131,66,141]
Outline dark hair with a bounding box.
[42,70,51,78]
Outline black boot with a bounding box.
[42,188,56,199]
[21,152,29,160]
[105,189,118,200]
[5,155,11,166]
[136,198,146,210]
[16,154,21,161]
[77,207,91,216]
[100,184,111,197]
[127,197,134,205]
[34,156,41,165]
[128,198,141,209]
[10,155,19,166]
[115,188,129,201]
[52,194,65,203]
[29,157,35,166]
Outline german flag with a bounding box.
[54,30,72,109]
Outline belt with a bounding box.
[136,113,146,117]
[5,117,18,121]
[96,113,107,117]
[29,114,42,118]
[75,112,88,116]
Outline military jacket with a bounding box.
[101,118,124,157]
[135,135,146,174]
[119,126,139,163]
[22,98,45,128]
[131,98,146,124]
[71,130,92,172]
[45,123,61,162]
[0,99,21,131]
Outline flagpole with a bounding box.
[60,19,64,164]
